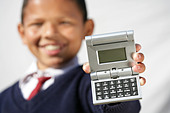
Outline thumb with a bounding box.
[82,62,91,73]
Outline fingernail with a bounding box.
[137,65,141,70]
[137,65,143,72]
[132,66,137,72]
[138,54,142,60]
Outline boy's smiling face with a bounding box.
[18,0,94,70]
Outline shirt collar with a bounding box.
[20,56,79,83]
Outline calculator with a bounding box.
[85,30,142,105]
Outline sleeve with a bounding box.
[0,92,4,113]
[0,93,2,113]
[79,73,141,113]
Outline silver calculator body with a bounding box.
[85,30,142,105]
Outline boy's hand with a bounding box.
[82,44,146,86]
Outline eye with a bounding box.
[31,22,43,27]
[60,21,71,25]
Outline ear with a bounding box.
[18,23,27,45]
[83,19,94,39]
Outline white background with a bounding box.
[0,0,170,113]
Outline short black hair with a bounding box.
[21,0,88,24]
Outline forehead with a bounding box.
[27,0,75,6]
[24,0,81,19]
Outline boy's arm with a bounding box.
[0,93,2,113]
[0,93,1,106]
[101,101,141,113]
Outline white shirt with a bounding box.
[19,57,79,99]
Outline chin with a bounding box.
[48,59,66,68]
[37,58,64,70]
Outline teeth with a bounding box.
[45,45,60,50]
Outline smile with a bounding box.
[45,45,60,51]
[40,44,64,56]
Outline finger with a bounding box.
[82,62,90,73]
[135,44,141,52]
[133,53,144,63]
[132,62,146,73]
[140,77,146,86]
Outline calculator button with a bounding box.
[131,91,138,96]
[97,96,103,100]
[123,83,130,88]
[110,89,116,94]
[116,80,122,84]
[96,87,102,91]
[109,81,116,85]
[124,88,131,92]
[103,90,109,95]
[95,83,101,87]
[103,86,109,90]
[110,85,116,89]
[117,84,123,88]
[103,82,109,86]
[95,77,139,100]
[131,87,137,91]
[123,79,130,84]
[124,92,131,97]
[96,92,102,95]
[131,82,137,87]
[110,93,117,98]
[117,88,123,93]
[130,78,136,82]
[104,95,109,99]
[117,93,124,98]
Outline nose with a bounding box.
[42,22,57,39]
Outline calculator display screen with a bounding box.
[98,48,127,64]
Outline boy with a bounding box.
[0,0,146,113]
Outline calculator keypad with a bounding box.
[95,78,138,100]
